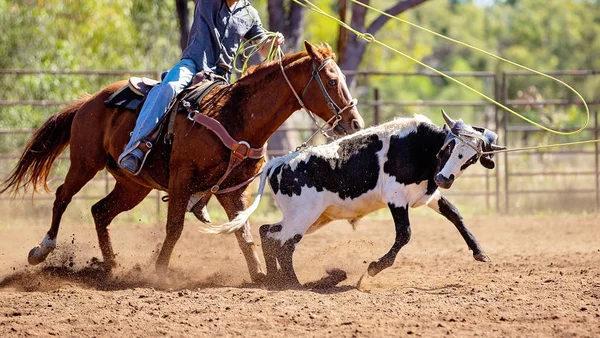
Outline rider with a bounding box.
[119,0,285,174]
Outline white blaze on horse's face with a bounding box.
[435,135,480,189]
[325,62,364,135]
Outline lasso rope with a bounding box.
[292,0,600,154]
[232,2,282,73]
[232,3,341,150]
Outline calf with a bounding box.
[203,111,504,287]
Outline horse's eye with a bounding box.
[328,80,338,87]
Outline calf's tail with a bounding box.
[199,157,285,234]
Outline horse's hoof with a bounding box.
[102,259,118,271]
[474,252,491,262]
[27,235,56,265]
[192,205,212,224]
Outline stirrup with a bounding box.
[118,140,153,176]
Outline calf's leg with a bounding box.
[259,223,281,278]
[427,193,490,262]
[275,234,303,288]
[263,206,325,288]
[368,203,411,277]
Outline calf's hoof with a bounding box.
[367,259,390,277]
[474,252,491,262]
[251,272,268,286]
[263,271,302,290]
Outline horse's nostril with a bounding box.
[351,119,363,131]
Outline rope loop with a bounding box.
[358,33,375,43]
[292,0,600,155]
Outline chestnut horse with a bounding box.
[1,41,364,283]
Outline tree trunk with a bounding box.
[340,0,430,87]
[267,0,307,154]
[285,2,306,53]
[176,0,191,52]
[337,0,349,62]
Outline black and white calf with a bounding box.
[203,111,504,287]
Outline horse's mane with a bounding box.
[241,43,336,80]
[200,43,336,123]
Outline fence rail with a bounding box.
[1,69,598,216]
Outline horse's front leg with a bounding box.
[427,192,490,262]
[368,203,412,277]
[155,167,194,276]
[216,188,265,284]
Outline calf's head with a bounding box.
[434,110,505,189]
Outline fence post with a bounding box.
[373,88,380,125]
[493,74,501,213]
[502,72,510,214]
[594,110,600,211]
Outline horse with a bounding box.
[1,41,364,283]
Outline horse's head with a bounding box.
[434,110,505,189]
[301,41,364,136]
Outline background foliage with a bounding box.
[2,0,599,128]
[1,0,599,215]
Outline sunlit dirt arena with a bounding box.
[0,215,598,337]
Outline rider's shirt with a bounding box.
[182,0,267,77]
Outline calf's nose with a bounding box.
[434,173,455,189]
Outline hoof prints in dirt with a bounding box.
[0,259,138,292]
[0,260,237,292]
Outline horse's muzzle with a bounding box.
[334,117,364,136]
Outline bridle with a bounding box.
[279,55,358,148]
[300,59,358,118]
[439,131,483,158]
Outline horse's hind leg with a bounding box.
[91,180,151,269]
[28,164,100,265]
[216,190,265,284]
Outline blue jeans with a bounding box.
[119,58,197,162]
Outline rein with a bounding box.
[278,52,357,150]
[179,54,359,198]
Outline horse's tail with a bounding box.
[200,156,287,234]
[1,95,90,195]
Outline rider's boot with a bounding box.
[119,149,144,174]
[118,140,153,175]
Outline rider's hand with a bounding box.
[272,32,285,47]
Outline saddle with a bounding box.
[104,71,226,112]
[104,71,227,183]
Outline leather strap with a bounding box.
[191,112,267,159]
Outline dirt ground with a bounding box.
[0,214,598,337]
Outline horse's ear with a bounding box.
[304,40,323,63]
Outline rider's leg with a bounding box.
[119,58,197,174]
